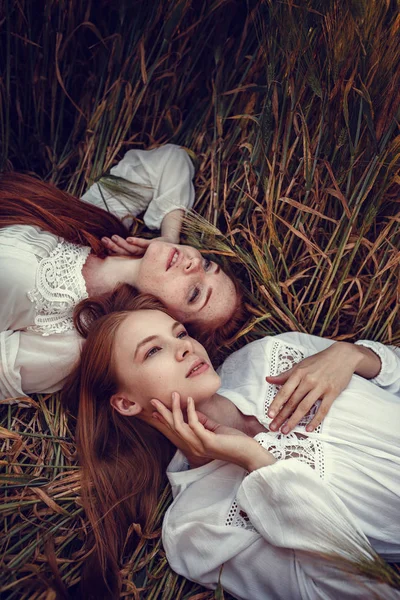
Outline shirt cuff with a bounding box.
[354,340,391,384]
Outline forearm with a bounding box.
[161,209,184,243]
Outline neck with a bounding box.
[82,254,142,296]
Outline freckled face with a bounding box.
[112,310,221,414]
[134,242,237,327]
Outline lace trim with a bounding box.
[265,340,322,433]
[226,339,326,531]
[27,241,91,336]
[226,496,256,533]
[225,432,326,531]
[255,431,325,479]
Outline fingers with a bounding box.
[151,397,174,428]
[101,235,149,256]
[152,394,204,451]
[305,394,335,432]
[101,237,132,256]
[187,397,209,438]
[278,390,322,433]
[171,391,186,430]
[267,370,299,419]
[266,371,292,385]
[126,237,151,248]
[270,382,315,432]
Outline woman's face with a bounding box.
[112,309,221,414]
[135,241,237,327]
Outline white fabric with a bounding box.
[81,144,195,230]
[163,332,400,600]
[0,145,195,401]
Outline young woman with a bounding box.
[62,287,400,600]
[0,144,240,401]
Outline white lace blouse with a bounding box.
[0,144,194,401]
[163,333,400,600]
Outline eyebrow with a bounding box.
[134,321,181,359]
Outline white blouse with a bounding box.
[163,333,400,600]
[0,145,194,401]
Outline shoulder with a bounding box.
[0,225,60,258]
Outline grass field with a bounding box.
[1,0,399,598]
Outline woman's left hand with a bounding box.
[266,342,376,434]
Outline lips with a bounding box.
[186,359,210,378]
[166,248,180,271]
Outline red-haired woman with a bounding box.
[62,290,400,600]
[0,144,395,439]
[0,145,241,401]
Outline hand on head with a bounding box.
[101,235,170,257]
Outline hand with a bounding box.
[101,235,171,257]
[266,342,366,434]
[151,392,276,472]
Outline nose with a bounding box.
[175,337,194,361]
[184,256,202,274]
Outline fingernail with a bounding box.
[152,412,159,420]
[270,423,276,431]
[269,409,276,418]
[306,425,314,432]
[150,399,157,406]
[282,425,289,434]
[172,392,177,400]
[111,235,118,241]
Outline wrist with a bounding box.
[245,443,276,472]
[353,342,381,379]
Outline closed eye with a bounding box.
[188,287,200,303]
[203,258,212,271]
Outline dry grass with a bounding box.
[1,0,399,598]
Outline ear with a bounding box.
[110,393,143,417]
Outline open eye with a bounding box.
[145,346,161,359]
[188,287,200,303]
[177,330,188,339]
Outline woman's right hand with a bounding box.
[151,392,276,472]
[101,235,153,256]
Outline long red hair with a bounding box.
[0,172,129,256]
[62,286,175,599]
